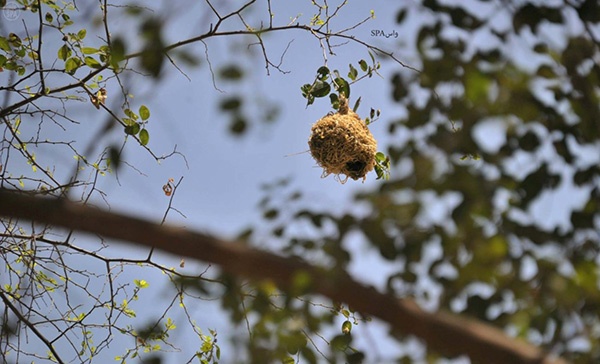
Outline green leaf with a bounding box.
[65,57,81,74]
[165,317,176,331]
[8,33,21,47]
[45,12,53,23]
[4,61,17,71]
[84,56,102,68]
[0,54,6,67]
[330,93,339,109]
[333,77,350,98]
[359,59,368,72]
[316,65,330,80]
[81,47,99,55]
[348,64,358,81]
[58,44,71,61]
[342,320,352,334]
[124,109,138,120]
[331,334,351,351]
[134,279,149,288]
[310,81,330,98]
[352,96,361,112]
[139,105,150,120]
[0,37,10,52]
[139,129,149,146]
[77,29,87,40]
[124,123,140,135]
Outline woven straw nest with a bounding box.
[308,97,377,183]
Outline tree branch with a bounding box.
[0,188,566,364]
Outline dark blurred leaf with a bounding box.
[519,130,540,151]
[109,37,126,68]
[230,116,247,135]
[108,145,121,170]
[330,334,351,351]
[513,4,563,33]
[220,97,242,111]
[576,0,600,23]
[219,65,244,80]
[391,73,407,101]
[396,9,407,24]
[263,208,278,220]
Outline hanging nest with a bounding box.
[308,97,377,183]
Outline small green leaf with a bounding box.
[352,96,361,112]
[359,59,368,72]
[45,12,53,23]
[77,28,87,40]
[165,317,176,331]
[0,37,10,52]
[139,129,149,146]
[342,320,352,335]
[8,33,21,47]
[310,81,330,98]
[122,117,136,126]
[65,57,81,74]
[333,77,350,98]
[124,109,138,120]
[348,64,358,81]
[316,65,330,80]
[330,93,339,109]
[139,105,150,120]
[81,47,99,55]
[124,123,140,135]
[84,56,102,68]
[58,44,71,61]
[0,55,7,67]
[134,279,149,288]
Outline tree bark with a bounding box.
[0,189,566,364]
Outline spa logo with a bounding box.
[2,1,20,21]
[371,29,398,38]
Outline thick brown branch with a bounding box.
[0,189,566,364]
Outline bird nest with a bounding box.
[308,98,377,183]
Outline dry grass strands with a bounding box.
[308,98,377,183]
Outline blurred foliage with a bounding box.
[243,0,599,362]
